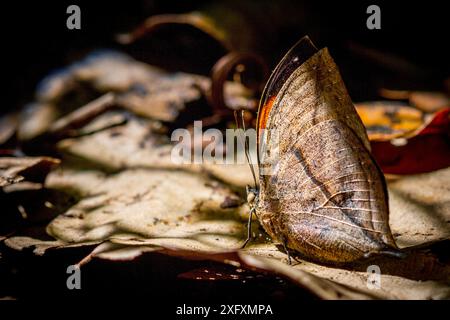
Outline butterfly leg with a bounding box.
[282,239,292,265]
[241,206,255,248]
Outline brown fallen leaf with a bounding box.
[74,241,162,265]
[115,74,208,122]
[47,93,117,139]
[18,52,164,142]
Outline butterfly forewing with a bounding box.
[257,37,318,143]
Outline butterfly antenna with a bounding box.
[234,110,258,249]
[234,110,258,190]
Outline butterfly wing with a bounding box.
[256,37,401,264]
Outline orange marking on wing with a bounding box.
[258,96,276,132]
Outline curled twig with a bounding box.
[209,52,268,116]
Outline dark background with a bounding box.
[1,0,449,115]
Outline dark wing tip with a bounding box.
[259,35,319,107]
[291,36,319,63]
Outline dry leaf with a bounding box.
[378,89,449,113]
[239,251,450,300]
[0,113,18,146]
[388,167,450,247]
[43,166,249,252]
[0,157,60,188]
[17,103,59,141]
[56,112,254,188]
[19,51,255,144]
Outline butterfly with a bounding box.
[243,36,404,265]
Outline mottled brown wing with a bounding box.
[256,37,401,264]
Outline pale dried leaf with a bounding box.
[0,113,18,145]
[239,249,450,300]
[4,236,99,256]
[388,167,450,248]
[57,113,254,188]
[17,103,58,141]
[239,254,375,299]
[0,157,60,188]
[45,167,248,248]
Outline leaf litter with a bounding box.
[2,50,449,300]
[5,115,450,299]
